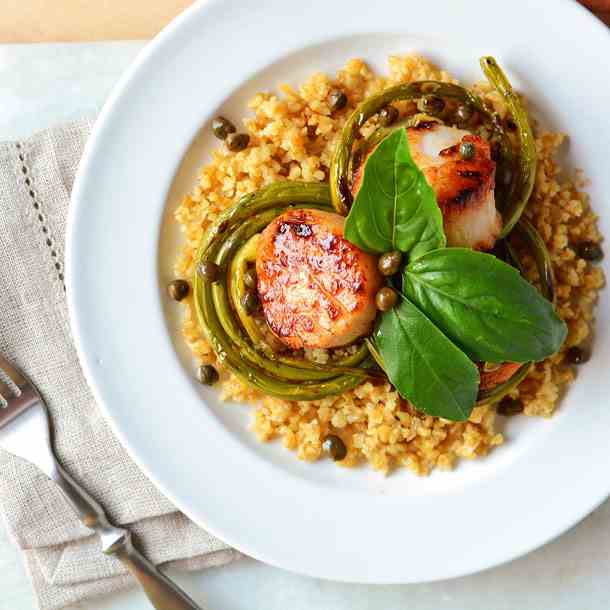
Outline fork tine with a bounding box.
[0,355,28,390]
[0,367,21,396]
[0,386,40,429]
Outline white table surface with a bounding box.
[1,41,609,610]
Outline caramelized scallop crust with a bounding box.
[256,208,383,349]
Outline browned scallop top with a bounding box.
[256,208,382,349]
[427,133,495,215]
[353,127,495,210]
[352,124,500,251]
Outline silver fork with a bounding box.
[0,354,203,610]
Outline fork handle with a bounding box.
[50,463,204,610]
[110,532,204,610]
[50,462,113,529]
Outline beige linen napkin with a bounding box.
[0,120,240,610]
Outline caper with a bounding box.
[496,397,524,416]
[197,364,219,385]
[212,116,236,140]
[198,261,220,282]
[566,346,589,364]
[375,287,398,312]
[226,132,250,152]
[459,141,475,160]
[455,104,473,124]
[243,267,258,290]
[329,90,348,113]
[241,290,260,315]
[418,95,445,114]
[505,118,518,132]
[379,105,399,127]
[378,251,402,276]
[167,279,189,301]
[576,240,604,262]
[322,434,347,461]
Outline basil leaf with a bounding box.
[404,248,567,363]
[344,128,445,259]
[375,298,479,421]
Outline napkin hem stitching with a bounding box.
[15,141,66,292]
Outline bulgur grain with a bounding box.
[174,55,605,475]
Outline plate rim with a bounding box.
[66,0,610,584]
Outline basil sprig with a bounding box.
[404,248,567,363]
[375,298,479,421]
[341,125,567,422]
[344,128,445,260]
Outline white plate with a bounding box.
[67,0,610,584]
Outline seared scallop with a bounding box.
[353,123,502,251]
[256,208,383,349]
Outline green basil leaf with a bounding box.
[344,128,445,259]
[404,248,567,363]
[375,298,479,421]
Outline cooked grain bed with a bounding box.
[175,56,605,475]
